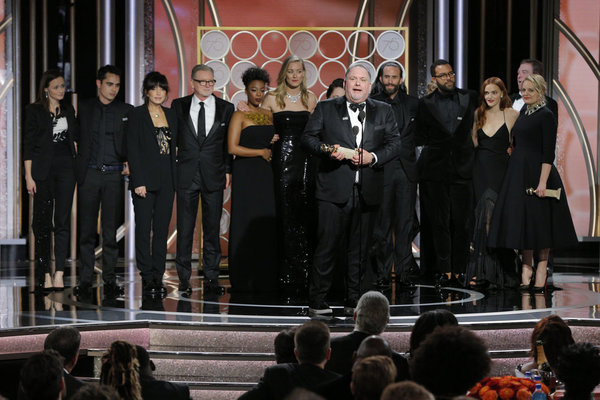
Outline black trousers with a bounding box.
[419,179,473,275]
[78,169,123,285]
[175,170,223,282]
[309,186,378,305]
[373,163,418,280]
[32,159,76,281]
[132,186,174,283]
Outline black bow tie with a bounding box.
[349,102,365,112]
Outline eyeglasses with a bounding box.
[434,72,455,80]
[193,79,216,86]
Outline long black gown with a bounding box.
[228,124,278,293]
[488,106,578,250]
[272,111,315,294]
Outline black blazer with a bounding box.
[239,363,340,400]
[371,91,419,182]
[140,375,191,400]
[171,94,234,191]
[63,371,86,400]
[415,88,478,182]
[23,102,78,181]
[301,96,401,206]
[75,98,133,185]
[126,104,178,191]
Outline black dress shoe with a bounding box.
[205,279,225,295]
[435,274,450,288]
[104,282,124,298]
[395,276,415,291]
[154,279,167,294]
[374,278,392,289]
[142,280,156,294]
[178,279,192,293]
[74,283,92,299]
[309,302,332,316]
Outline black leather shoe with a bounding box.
[309,302,332,316]
[435,274,450,288]
[74,283,92,299]
[154,279,167,295]
[178,279,192,293]
[142,280,156,294]
[104,282,124,298]
[205,279,225,295]
[395,276,416,291]
[374,278,392,290]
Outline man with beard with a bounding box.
[370,61,419,289]
[415,59,478,287]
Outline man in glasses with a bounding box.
[171,64,234,295]
[415,59,478,288]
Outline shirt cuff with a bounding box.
[370,152,378,166]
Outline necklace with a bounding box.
[525,100,547,116]
[286,92,301,103]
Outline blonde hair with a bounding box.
[523,73,547,98]
[100,341,142,400]
[272,55,309,109]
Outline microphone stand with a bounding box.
[356,109,365,305]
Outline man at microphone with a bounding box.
[302,63,401,317]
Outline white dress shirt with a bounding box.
[190,94,216,136]
[512,95,525,112]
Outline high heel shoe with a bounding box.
[52,271,64,291]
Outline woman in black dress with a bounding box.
[24,69,77,291]
[227,67,277,293]
[127,72,177,295]
[466,77,519,290]
[488,74,578,292]
[261,56,317,296]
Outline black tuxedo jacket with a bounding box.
[302,96,401,206]
[171,94,234,191]
[415,88,478,182]
[23,102,78,181]
[509,93,558,121]
[64,371,86,400]
[371,91,419,182]
[126,104,178,191]
[239,363,340,400]
[140,375,191,400]
[75,98,133,185]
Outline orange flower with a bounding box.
[499,377,513,388]
[469,383,483,396]
[516,388,532,400]
[499,387,515,400]
[482,389,499,400]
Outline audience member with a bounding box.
[555,342,600,400]
[325,78,344,99]
[284,388,326,400]
[135,345,191,400]
[44,326,86,399]
[408,309,458,356]
[351,355,396,400]
[70,385,120,400]
[411,326,490,399]
[99,341,142,400]
[275,328,298,364]
[240,321,339,399]
[20,350,65,400]
[381,381,435,400]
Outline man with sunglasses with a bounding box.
[415,59,478,288]
[171,64,234,295]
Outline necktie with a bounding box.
[349,102,365,112]
[197,101,205,136]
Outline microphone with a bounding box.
[358,110,365,124]
[352,126,359,136]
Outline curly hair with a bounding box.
[100,341,142,400]
[555,342,600,398]
[242,67,270,88]
[529,315,574,368]
[411,326,491,397]
[409,309,458,355]
[474,77,512,132]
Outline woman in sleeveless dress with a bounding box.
[488,74,578,292]
[261,56,318,297]
[466,77,519,290]
[228,67,278,294]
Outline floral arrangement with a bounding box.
[468,376,550,400]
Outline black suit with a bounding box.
[239,363,340,400]
[302,96,400,305]
[140,375,191,400]
[76,98,133,286]
[127,104,177,284]
[171,94,234,283]
[371,91,419,282]
[415,88,478,276]
[64,371,86,400]
[24,102,77,281]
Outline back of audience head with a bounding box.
[555,342,600,400]
[44,326,81,370]
[284,387,326,400]
[134,345,155,377]
[20,350,64,400]
[354,335,393,362]
[294,320,330,365]
[275,327,298,364]
[530,315,574,368]
[326,78,345,99]
[351,355,396,400]
[381,381,435,400]
[71,384,121,400]
[100,340,142,400]
[354,291,390,335]
[411,325,490,398]
[409,309,458,355]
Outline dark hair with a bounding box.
[326,78,344,99]
[100,341,142,400]
[530,315,574,368]
[294,321,330,364]
[520,59,545,75]
[71,385,121,400]
[411,326,490,397]
[474,77,512,131]
[20,350,64,400]
[356,335,393,360]
[379,61,403,79]
[142,71,169,103]
[274,328,297,364]
[135,345,155,375]
[555,342,600,399]
[97,65,122,81]
[381,381,435,400]
[36,69,64,110]
[351,355,397,400]
[409,309,458,355]
[430,59,451,78]
[242,67,270,88]
[44,326,81,367]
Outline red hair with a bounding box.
[474,77,512,131]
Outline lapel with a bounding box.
[456,90,470,129]
[363,99,376,145]
[182,95,197,140]
[423,93,449,134]
[335,97,355,145]
[142,105,159,151]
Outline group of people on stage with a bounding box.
[24,54,578,310]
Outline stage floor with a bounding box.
[1,260,599,329]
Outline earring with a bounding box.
[44,91,48,99]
